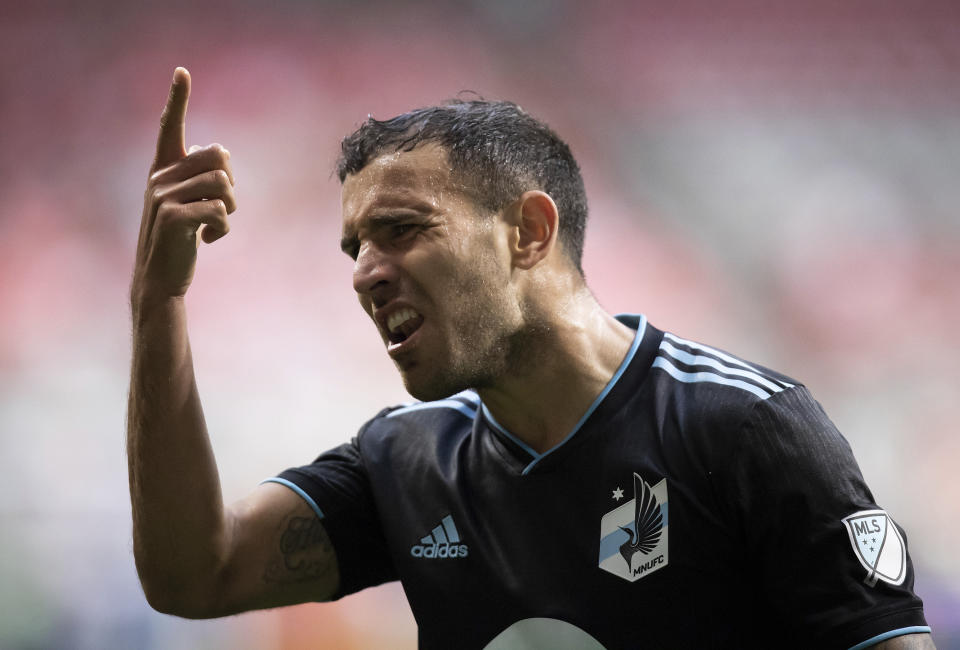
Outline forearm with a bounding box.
[127,296,228,613]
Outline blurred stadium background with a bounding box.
[1,0,958,647]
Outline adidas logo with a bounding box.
[410,514,469,559]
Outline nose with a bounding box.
[352,240,398,298]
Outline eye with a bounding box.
[392,223,418,238]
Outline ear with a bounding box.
[510,190,560,270]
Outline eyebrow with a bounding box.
[340,212,427,255]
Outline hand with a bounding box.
[132,67,236,306]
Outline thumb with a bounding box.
[153,67,191,169]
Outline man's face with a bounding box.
[340,144,524,401]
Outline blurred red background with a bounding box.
[1,1,958,647]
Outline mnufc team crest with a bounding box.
[842,510,906,587]
[598,473,668,582]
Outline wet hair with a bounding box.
[336,99,588,274]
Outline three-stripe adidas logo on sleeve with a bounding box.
[652,333,793,400]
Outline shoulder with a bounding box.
[377,389,481,423]
[651,330,799,400]
[646,329,801,431]
[641,329,857,478]
[356,389,480,459]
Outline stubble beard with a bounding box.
[399,249,550,402]
[396,222,554,402]
[400,283,551,403]
[399,293,514,402]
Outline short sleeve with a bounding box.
[269,425,398,598]
[725,386,929,648]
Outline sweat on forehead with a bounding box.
[341,145,475,234]
[348,145,451,184]
[341,145,474,214]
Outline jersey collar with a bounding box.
[480,313,661,475]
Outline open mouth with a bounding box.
[386,307,424,346]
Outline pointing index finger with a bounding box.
[153,67,191,170]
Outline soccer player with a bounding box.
[128,67,935,649]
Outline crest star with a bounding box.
[612,487,624,501]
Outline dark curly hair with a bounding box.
[336,100,588,274]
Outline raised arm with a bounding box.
[127,68,339,618]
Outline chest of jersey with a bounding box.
[293,319,924,648]
[362,403,761,650]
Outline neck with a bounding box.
[477,286,636,454]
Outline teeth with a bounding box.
[387,308,419,333]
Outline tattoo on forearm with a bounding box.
[263,515,335,584]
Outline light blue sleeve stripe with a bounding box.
[652,357,773,400]
[664,331,763,374]
[660,340,784,394]
[386,400,477,419]
[260,477,325,520]
[847,626,931,650]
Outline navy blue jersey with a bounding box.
[268,315,928,649]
